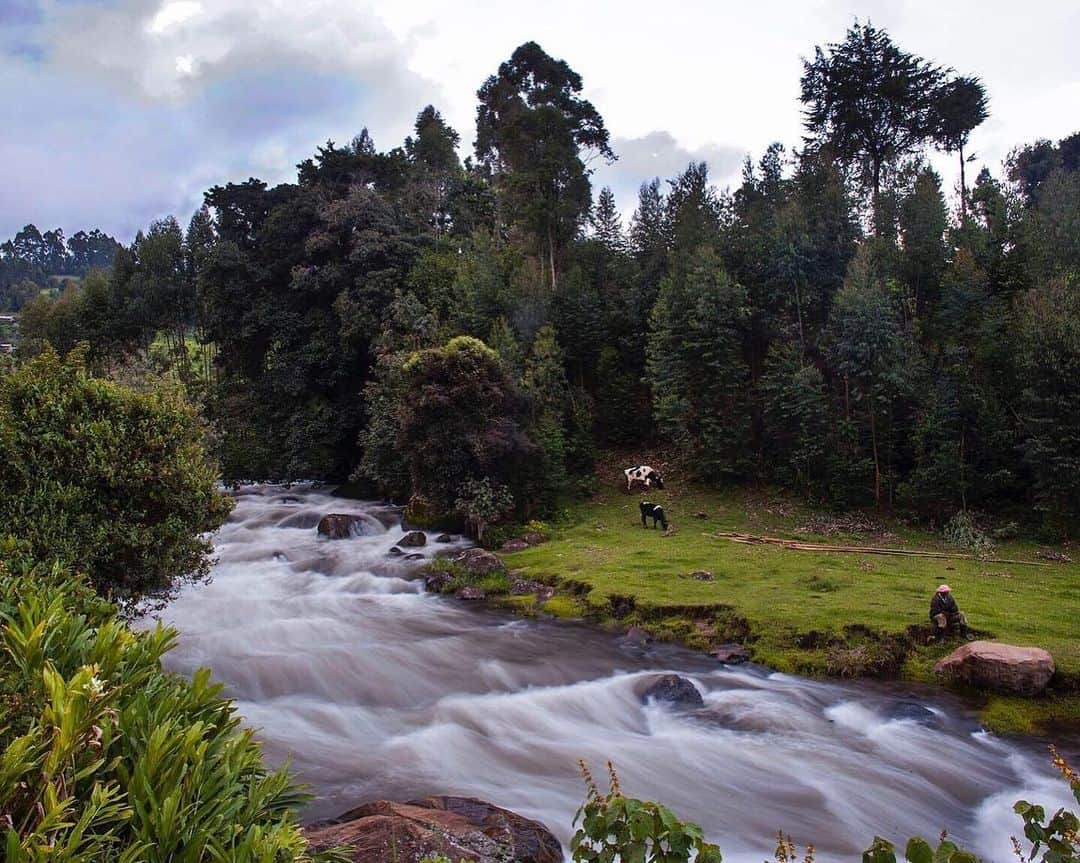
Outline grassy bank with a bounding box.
[497,477,1080,735]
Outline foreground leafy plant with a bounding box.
[572,761,723,863]
[576,754,1080,863]
[0,554,346,862]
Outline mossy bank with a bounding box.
[433,480,1080,737]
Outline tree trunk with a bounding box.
[872,159,882,237]
[794,280,805,358]
[547,226,557,291]
[870,407,881,507]
[959,144,967,221]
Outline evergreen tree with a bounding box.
[647,247,752,480]
[827,246,916,505]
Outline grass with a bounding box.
[501,477,1080,735]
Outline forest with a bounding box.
[13,24,1080,537]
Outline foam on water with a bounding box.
[150,484,1064,863]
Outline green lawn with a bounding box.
[502,480,1080,734]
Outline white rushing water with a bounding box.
[152,485,1072,862]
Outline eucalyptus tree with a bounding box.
[932,74,989,218]
[800,22,944,232]
[475,41,615,289]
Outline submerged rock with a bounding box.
[405,552,425,561]
[639,674,704,708]
[887,701,938,725]
[935,641,1055,696]
[712,644,750,664]
[278,512,322,530]
[304,796,562,863]
[623,626,653,648]
[317,514,369,539]
[387,547,404,557]
[435,533,455,543]
[399,530,427,548]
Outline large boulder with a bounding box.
[399,530,428,548]
[935,641,1055,696]
[317,514,368,540]
[639,674,704,708]
[304,796,562,863]
[455,548,506,575]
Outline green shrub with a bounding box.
[577,753,1080,863]
[0,555,346,863]
[572,762,722,863]
[0,348,233,609]
[943,510,995,558]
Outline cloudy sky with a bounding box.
[2,0,1077,240]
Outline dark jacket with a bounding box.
[930,591,959,620]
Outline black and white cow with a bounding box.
[624,465,664,491]
[640,501,669,530]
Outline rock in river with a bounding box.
[398,530,427,548]
[711,643,750,664]
[456,586,487,601]
[935,640,1055,696]
[317,513,369,539]
[639,674,704,708]
[304,796,562,863]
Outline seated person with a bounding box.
[930,584,970,640]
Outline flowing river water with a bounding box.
[153,485,1072,862]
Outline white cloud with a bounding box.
[2,0,1077,238]
[148,0,202,35]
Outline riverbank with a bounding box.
[477,480,1080,736]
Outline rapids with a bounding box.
[153,484,1071,862]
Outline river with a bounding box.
[152,484,1072,862]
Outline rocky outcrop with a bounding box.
[304,796,562,863]
[455,548,506,575]
[317,514,369,539]
[935,640,1055,696]
[399,530,428,548]
[510,578,554,600]
[639,674,704,707]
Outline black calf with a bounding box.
[640,501,668,530]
